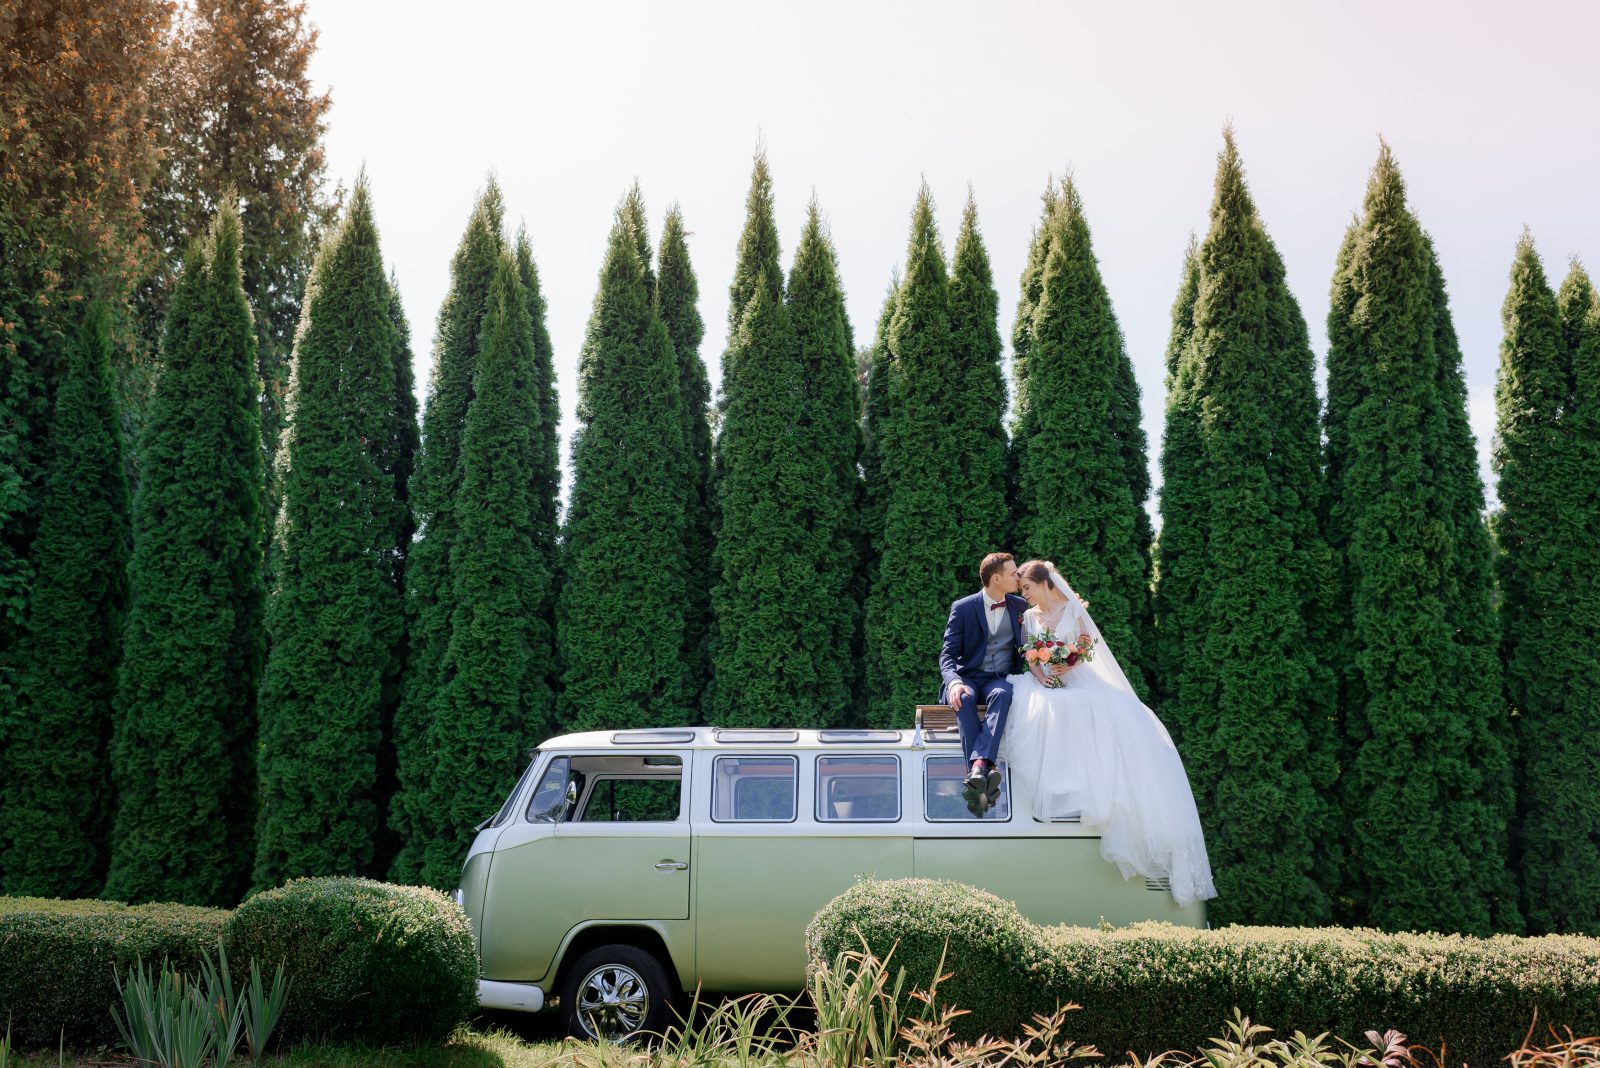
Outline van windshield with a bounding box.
[485,751,538,829]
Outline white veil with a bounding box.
[1044,565,1141,702]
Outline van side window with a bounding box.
[712,755,797,822]
[817,755,900,822]
[924,755,1011,821]
[575,757,683,822]
[526,757,578,823]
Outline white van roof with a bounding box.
[535,726,955,751]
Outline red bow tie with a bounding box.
[989,600,1007,610]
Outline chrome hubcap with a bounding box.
[576,963,650,1041]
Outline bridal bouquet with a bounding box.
[1021,629,1097,687]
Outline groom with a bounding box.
[939,552,1027,817]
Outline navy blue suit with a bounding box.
[939,592,1028,764]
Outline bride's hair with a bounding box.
[1017,560,1058,589]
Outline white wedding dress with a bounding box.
[999,568,1217,907]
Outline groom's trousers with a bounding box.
[951,671,1012,765]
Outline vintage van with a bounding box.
[454,721,1207,1041]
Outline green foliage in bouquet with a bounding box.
[0,304,129,898]
[1326,144,1518,935]
[253,177,415,890]
[108,202,264,907]
[1499,250,1600,936]
[560,193,693,731]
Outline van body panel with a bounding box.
[693,834,914,991]
[912,836,1207,927]
[479,823,692,981]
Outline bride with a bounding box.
[999,559,1217,908]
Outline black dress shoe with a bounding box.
[984,766,1003,809]
[962,778,989,818]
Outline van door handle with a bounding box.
[654,860,688,871]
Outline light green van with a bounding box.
[455,725,1206,1041]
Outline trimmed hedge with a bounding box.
[222,877,476,1045]
[0,897,229,1048]
[806,879,1600,1067]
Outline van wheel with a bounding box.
[560,944,676,1043]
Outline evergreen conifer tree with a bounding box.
[418,252,555,887]
[0,304,130,897]
[1500,250,1600,934]
[709,162,855,726]
[656,207,715,709]
[559,199,691,730]
[513,228,562,687]
[388,183,505,882]
[864,185,1007,727]
[252,179,412,889]
[1326,146,1518,935]
[1151,239,1202,714]
[860,277,899,566]
[770,199,861,721]
[948,193,1012,562]
[1165,136,1336,925]
[107,203,265,905]
[1012,181,1149,694]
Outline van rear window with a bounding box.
[712,756,797,822]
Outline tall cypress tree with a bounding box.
[864,185,1006,727]
[252,179,411,889]
[388,184,504,882]
[1326,146,1517,935]
[1013,181,1149,694]
[559,198,691,730]
[1167,136,1336,925]
[513,227,562,692]
[1151,238,1202,715]
[0,304,130,897]
[107,203,265,906]
[948,192,1012,562]
[418,251,555,887]
[656,206,714,712]
[860,276,898,569]
[370,268,419,874]
[1500,250,1600,934]
[775,199,861,721]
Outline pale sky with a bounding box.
[306,0,1600,513]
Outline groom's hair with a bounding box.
[979,552,1015,586]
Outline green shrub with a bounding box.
[222,877,476,1045]
[806,879,1600,1066]
[0,896,229,1048]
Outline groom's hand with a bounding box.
[947,681,971,707]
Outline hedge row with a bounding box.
[806,879,1600,1068]
[0,897,228,1047]
[0,878,476,1049]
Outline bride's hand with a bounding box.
[1031,665,1056,689]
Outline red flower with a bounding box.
[1065,651,1079,666]
[1032,640,1045,649]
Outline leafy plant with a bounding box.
[110,941,289,1067]
[240,957,290,1059]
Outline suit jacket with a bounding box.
[939,592,1028,696]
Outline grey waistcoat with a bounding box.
[981,610,1013,674]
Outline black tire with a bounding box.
[559,943,677,1042]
